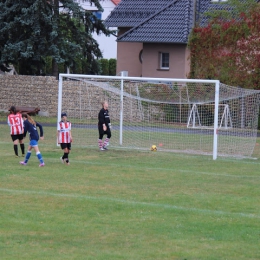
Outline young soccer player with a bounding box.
[20,114,45,167]
[57,112,72,165]
[7,106,25,157]
[98,101,111,151]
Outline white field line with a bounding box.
[1,138,260,158]
[0,188,259,219]
[1,140,260,165]
[0,150,259,179]
[48,157,260,179]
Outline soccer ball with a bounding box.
[151,145,157,151]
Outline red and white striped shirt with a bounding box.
[58,121,72,143]
[7,113,23,135]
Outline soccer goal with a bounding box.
[187,103,233,129]
[58,74,260,159]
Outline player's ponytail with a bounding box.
[27,115,36,126]
[22,113,36,126]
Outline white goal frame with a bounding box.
[187,103,232,129]
[58,74,220,160]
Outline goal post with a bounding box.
[188,103,234,129]
[213,80,220,160]
[57,74,260,159]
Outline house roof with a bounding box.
[105,0,259,44]
[117,0,194,44]
[111,0,121,5]
[105,0,174,27]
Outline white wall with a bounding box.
[76,0,117,59]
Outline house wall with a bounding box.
[142,43,190,78]
[116,28,143,76]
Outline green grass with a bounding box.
[0,124,260,259]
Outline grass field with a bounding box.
[0,123,260,260]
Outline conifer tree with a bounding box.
[0,0,111,77]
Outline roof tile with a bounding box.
[117,0,194,44]
[105,0,175,27]
[105,0,258,44]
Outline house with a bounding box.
[76,0,121,59]
[104,0,242,78]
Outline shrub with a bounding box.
[109,58,117,75]
[100,59,109,75]
[188,5,260,90]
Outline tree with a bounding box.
[203,0,258,21]
[0,0,53,74]
[188,1,260,90]
[0,0,112,77]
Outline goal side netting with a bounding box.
[58,74,260,159]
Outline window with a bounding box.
[159,52,169,69]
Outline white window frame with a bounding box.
[159,52,169,70]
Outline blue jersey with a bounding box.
[23,120,43,141]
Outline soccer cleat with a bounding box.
[22,154,25,157]
[103,143,109,149]
[20,161,27,166]
[16,155,19,158]
[64,159,70,165]
[102,146,108,150]
[39,163,45,167]
[100,147,106,151]
[60,157,64,164]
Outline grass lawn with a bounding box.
[0,124,260,260]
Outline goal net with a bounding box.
[58,74,260,159]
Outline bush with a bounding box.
[100,59,109,75]
[109,58,117,75]
[188,5,260,90]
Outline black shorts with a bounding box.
[98,125,111,139]
[11,134,24,142]
[60,143,71,150]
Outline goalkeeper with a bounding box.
[98,101,111,151]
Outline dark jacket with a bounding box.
[98,108,110,127]
[24,120,43,141]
